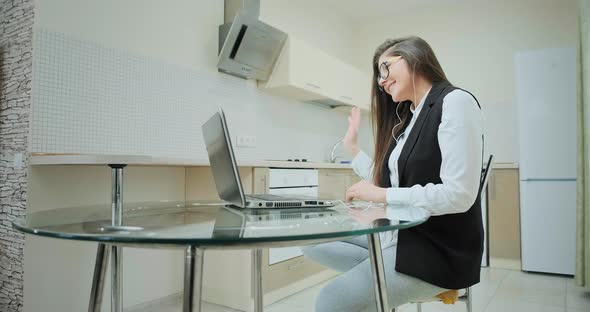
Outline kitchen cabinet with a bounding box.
[487,168,521,269]
[318,168,362,200]
[258,36,372,110]
[185,167,255,310]
[253,168,336,295]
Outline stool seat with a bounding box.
[413,288,472,312]
[436,289,459,304]
[412,289,463,304]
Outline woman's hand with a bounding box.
[343,107,361,157]
[345,180,387,203]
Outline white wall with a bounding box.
[352,0,579,163]
[34,0,222,72]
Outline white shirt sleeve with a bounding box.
[351,150,373,181]
[385,90,483,216]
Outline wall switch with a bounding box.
[236,135,257,148]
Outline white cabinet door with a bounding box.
[520,180,576,274]
[268,168,318,188]
[288,37,332,98]
[351,70,372,111]
[328,61,372,110]
[259,36,372,110]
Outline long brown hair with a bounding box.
[371,36,450,186]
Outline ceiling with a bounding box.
[291,0,468,21]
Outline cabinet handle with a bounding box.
[305,83,321,89]
[339,95,353,100]
[324,173,351,177]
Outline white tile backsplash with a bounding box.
[32,29,373,162]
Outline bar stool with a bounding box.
[413,154,494,312]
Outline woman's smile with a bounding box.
[386,80,396,93]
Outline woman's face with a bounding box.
[377,53,412,102]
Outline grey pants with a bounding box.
[301,236,447,312]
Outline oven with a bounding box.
[267,168,318,265]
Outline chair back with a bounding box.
[479,155,494,194]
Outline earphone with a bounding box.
[392,103,405,143]
[391,62,418,143]
[337,200,385,212]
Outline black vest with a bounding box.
[383,81,484,290]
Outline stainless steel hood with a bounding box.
[217,0,287,81]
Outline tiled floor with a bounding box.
[132,267,590,312]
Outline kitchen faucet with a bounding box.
[329,140,344,163]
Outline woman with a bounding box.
[302,36,484,311]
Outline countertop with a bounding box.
[30,153,519,169]
[29,153,353,169]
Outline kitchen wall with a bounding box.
[31,0,374,162]
[26,0,373,311]
[352,0,579,163]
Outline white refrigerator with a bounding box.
[515,47,577,275]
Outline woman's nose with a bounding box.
[378,77,387,87]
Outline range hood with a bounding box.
[217,0,287,81]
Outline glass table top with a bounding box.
[13,201,429,247]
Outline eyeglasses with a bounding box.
[377,56,402,91]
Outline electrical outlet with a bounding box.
[236,135,257,148]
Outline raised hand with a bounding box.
[343,106,361,157]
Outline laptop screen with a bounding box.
[202,108,246,207]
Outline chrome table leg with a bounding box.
[367,232,390,312]
[109,164,125,312]
[111,245,122,312]
[88,243,110,312]
[183,246,204,312]
[252,249,263,312]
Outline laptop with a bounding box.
[202,107,336,209]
